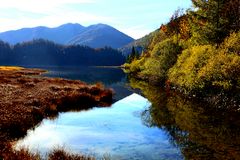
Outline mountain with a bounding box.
[0,23,134,49]
[68,24,134,48]
[120,29,159,56]
[0,23,85,45]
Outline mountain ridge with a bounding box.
[0,23,134,49]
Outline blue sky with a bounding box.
[0,0,192,39]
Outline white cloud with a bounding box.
[0,0,166,38]
[0,11,113,32]
[0,0,115,32]
[35,11,114,27]
[0,13,150,38]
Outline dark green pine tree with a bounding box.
[131,46,136,60]
[190,0,236,45]
[127,46,139,63]
[132,46,140,60]
[126,54,131,63]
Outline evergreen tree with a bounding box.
[131,46,136,59]
[190,0,239,45]
[127,46,139,63]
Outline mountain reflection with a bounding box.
[129,77,240,160]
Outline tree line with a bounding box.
[0,39,126,66]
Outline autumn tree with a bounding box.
[190,0,240,45]
[167,9,184,41]
[179,15,191,40]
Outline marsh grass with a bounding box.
[48,148,95,160]
[2,144,94,160]
[0,66,24,71]
[0,67,113,159]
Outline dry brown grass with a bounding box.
[1,144,93,160]
[0,67,113,159]
[48,148,94,160]
[0,66,24,71]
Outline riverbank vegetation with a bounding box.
[129,76,240,159]
[3,145,94,160]
[124,0,240,100]
[0,67,113,159]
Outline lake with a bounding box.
[15,66,240,159]
[35,66,134,101]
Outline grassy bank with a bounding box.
[0,66,113,159]
[0,66,24,71]
[3,145,94,160]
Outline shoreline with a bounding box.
[126,74,240,111]
[0,66,113,159]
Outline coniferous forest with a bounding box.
[0,39,125,66]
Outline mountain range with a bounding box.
[0,23,134,49]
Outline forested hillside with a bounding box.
[120,29,159,56]
[0,39,125,66]
[124,0,240,95]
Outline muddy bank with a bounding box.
[0,67,113,158]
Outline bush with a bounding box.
[168,31,240,92]
[168,45,215,92]
[141,38,181,82]
[221,31,240,54]
[198,32,240,90]
[141,57,163,82]
[148,29,168,50]
[128,57,145,74]
[198,52,240,90]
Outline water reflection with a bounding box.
[13,66,240,159]
[41,66,125,85]
[15,94,182,160]
[23,66,133,101]
[129,77,240,160]
[41,66,132,101]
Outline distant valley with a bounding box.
[0,23,134,49]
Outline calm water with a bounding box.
[41,66,134,101]
[16,93,182,159]
[16,66,240,159]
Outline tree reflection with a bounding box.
[128,77,240,160]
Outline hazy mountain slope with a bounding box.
[0,23,85,44]
[120,29,159,56]
[0,23,134,48]
[68,24,134,48]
